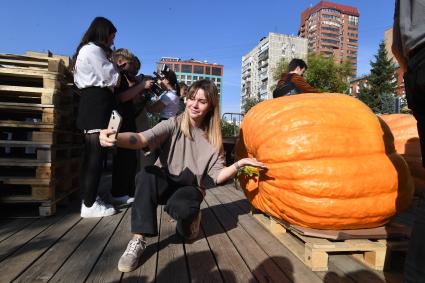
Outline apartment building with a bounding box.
[299,1,359,76]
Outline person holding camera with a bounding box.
[111,49,153,205]
[98,80,266,272]
[146,69,181,120]
[72,17,120,218]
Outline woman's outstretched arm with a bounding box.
[216,157,267,185]
[99,130,148,150]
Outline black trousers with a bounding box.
[112,147,137,197]
[80,133,106,207]
[403,46,425,283]
[131,166,203,237]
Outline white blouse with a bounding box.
[74,43,120,89]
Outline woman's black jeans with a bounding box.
[80,132,106,207]
[131,166,203,238]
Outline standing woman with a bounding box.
[146,69,180,120]
[72,17,120,218]
[99,80,266,272]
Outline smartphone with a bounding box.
[107,110,122,138]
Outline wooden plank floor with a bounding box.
[0,183,406,283]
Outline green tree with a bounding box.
[357,41,397,113]
[305,53,353,93]
[221,119,239,137]
[357,83,380,112]
[242,96,262,114]
[369,41,397,98]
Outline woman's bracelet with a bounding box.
[234,161,241,171]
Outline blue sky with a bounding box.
[0,0,395,114]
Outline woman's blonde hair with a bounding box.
[180,80,223,153]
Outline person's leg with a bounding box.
[111,148,137,199]
[164,186,203,239]
[404,52,425,282]
[119,166,174,272]
[131,166,174,236]
[80,133,105,207]
[405,193,425,283]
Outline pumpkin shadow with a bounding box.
[378,117,414,214]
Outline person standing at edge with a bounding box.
[392,1,425,282]
[99,80,266,272]
[273,58,318,98]
[72,17,120,218]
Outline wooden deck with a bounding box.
[0,183,407,283]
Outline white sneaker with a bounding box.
[118,237,147,272]
[126,197,135,204]
[81,199,117,218]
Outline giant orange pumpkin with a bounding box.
[381,114,425,194]
[236,93,414,229]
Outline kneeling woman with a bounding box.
[99,80,266,272]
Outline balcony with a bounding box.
[258,50,269,61]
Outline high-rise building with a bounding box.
[240,32,308,109]
[157,57,223,110]
[299,1,359,76]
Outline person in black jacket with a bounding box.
[111,49,153,205]
[393,1,425,282]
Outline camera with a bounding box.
[138,64,171,98]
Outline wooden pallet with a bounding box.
[0,67,64,90]
[0,102,75,129]
[0,129,82,145]
[0,53,69,74]
[0,172,79,216]
[0,144,82,162]
[0,158,81,181]
[0,85,73,106]
[251,210,409,271]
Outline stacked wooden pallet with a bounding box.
[251,208,409,271]
[0,51,82,216]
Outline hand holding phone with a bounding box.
[107,110,122,139]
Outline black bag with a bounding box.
[273,73,299,98]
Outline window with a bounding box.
[187,75,192,80]
[322,26,339,32]
[322,32,339,38]
[180,75,186,80]
[212,67,221,76]
[321,38,339,44]
[348,15,358,26]
[193,76,198,80]
[174,64,180,72]
[182,64,192,73]
[348,38,358,43]
[194,65,203,74]
[205,66,211,74]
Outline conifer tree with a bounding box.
[357,41,397,113]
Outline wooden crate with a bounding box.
[0,51,79,216]
[251,209,409,271]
